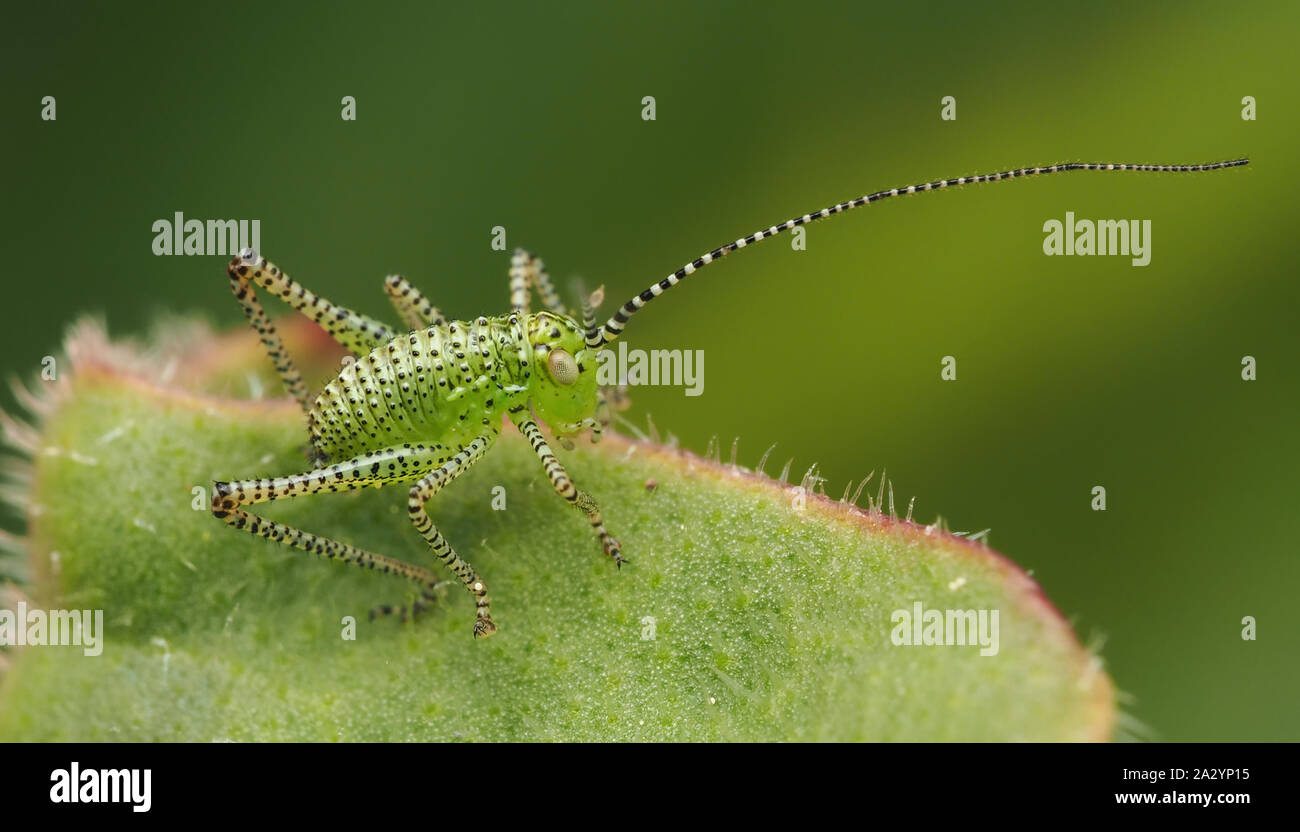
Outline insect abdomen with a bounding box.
[307,315,528,465]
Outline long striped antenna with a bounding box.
[586,159,1249,348]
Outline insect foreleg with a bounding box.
[383,274,446,329]
[407,434,500,637]
[512,415,625,567]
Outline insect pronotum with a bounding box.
[212,158,1248,637]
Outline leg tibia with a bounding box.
[212,501,445,593]
[526,254,567,315]
[383,274,445,329]
[228,250,396,356]
[512,416,624,566]
[509,248,570,316]
[509,249,530,315]
[407,435,499,637]
[227,262,313,410]
[212,443,473,626]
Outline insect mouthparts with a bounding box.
[240,247,259,264]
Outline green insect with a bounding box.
[212,158,1248,637]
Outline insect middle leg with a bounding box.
[509,248,569,315]
[212,441,498,635]
[226,249,397,411]
[511,415,625,566]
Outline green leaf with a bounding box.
[0,320,1113,740]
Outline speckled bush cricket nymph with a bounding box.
[211,158,1248,637]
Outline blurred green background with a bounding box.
[3,0,1296,740]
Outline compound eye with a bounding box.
[548,349,579,386]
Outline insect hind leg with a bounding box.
[226,249,398,412]
[211,444,469,626]
[383,275,446,329]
